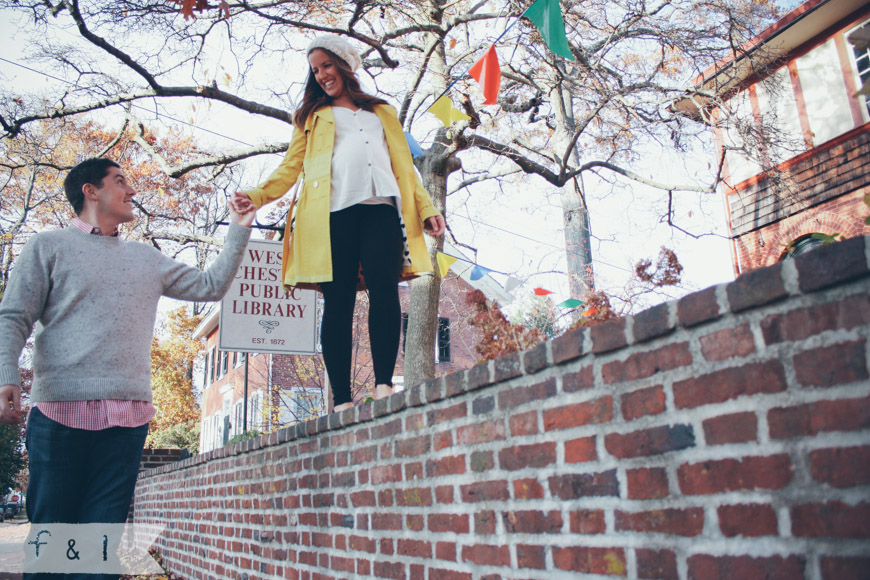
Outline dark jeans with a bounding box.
[320,203,404,405]
[24,406,149,580]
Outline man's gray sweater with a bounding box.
[0,224,251,403]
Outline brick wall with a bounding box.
[139,448,190,472]
[133,236,870,580]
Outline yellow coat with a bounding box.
[245,104,442,290]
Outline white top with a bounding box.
[330,106,402,212]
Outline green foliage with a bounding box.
[147,421,200,456]
[510,294,560,339]
[226,430,262,445]
[810,232,845,245]
[0,423,25,493]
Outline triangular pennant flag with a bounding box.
[436,252,458,277]
[404,131,425,158]
[557,298,583,308]
[504,276,523,294]
[582,307,597,316]
[524,0,575,61]
[534,287,554,296]
[468,45,501,105]
[428,96,471,127]
[470,265,493,281]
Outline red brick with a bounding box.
[569,509,606,534]
[474,510,496,534]
[517,544,546,569]
[523,341,548,374]
[795,235,867,292]
[700,323,756,362]
[565,436,597,464]
[793,340,868,387]
[406,514,423,531]
[350,490,376,507]
[503,510,563,534]
[493,352,522,382]
[590,318,628,354]
[509,410,539,436]
[553,546,627,575]
[626,467,669,499]
[551,327,589,364]
[498,377,557,410]
[761,293,870,344]
[678,454,793,494]
[718,503,778,537]
[456,419,506,445]
[703,411,758,445]
[605,424,695,459]
[371,418,403,440]
[791,501,870,538]
[425,455,466,478]
[379,538,394,556]
[373,561,404,580]
[562,365,594,392]
[615,507,704,536]
[433,431,453,451]
[397,539,432,559]
[820,556,870,580]
[371,464,403,485]
[372,513,402,530]
[427,402,467,426]
[395,434,431,458]
[499,442,556,471]
[632,302,674,343]
[396,487,432,507]
[727,262,788,312]
[688,554,805,580]
[637,548,678,580]
[428,569,471,580]
[673,361,787,409]
[809,445,870,488]
[460,480,509,503]
[512,478,545,500]
[435,541,456,561]
[621,385,666,420]
[548,469,619,499]
[678,286,721,328]
[461,544,510,567]
[543,396,612,431]
[768,395,870,439]
[602,343,691,384]
[434,485,453,504]
[470,450,494,472]
[349,535,377,554]
[428,513,469,533]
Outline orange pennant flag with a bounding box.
[468,45,501,105]
[533,288,554,296]
[582,307,597,316]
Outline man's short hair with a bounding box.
[63,158,121,215]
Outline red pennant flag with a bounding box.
[533,288,554,296]
[468,46,501,105]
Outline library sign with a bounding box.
[219,239,318,354]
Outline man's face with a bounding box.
[92,166,137,225]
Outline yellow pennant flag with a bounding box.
[436,252,458,277]
[428,96,470,127]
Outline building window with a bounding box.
[782,233,826,260]
[203,351,210,387]
[220,350,228,377]
[437,317,451,363]
[848,20,870,117]
[209,347,216,383]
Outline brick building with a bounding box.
[194,243,511,453]
[677,0,870,274]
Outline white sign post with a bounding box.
[219,239,318,355]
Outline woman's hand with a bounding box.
[229,192,257,228]
[423,215,445,237]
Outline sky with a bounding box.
[0,8,737,324]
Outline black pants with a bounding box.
[320,204,403,405]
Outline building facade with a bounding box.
[679,0,870,273]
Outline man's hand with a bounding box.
[229,192,257,228]
[424,215,446,237]
[0,385,22,425]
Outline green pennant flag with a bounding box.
[524,0,575,61]
[557,298,583,308]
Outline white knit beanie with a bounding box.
[307,35,362,72]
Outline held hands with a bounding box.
[424,215,446,237]
[0,384,21,425]
[229,192,257,228]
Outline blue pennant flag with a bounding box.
[404,131,425,158]
[470,265,493,281]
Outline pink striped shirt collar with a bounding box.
[71,217,119,237]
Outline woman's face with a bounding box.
[308,49,346,99]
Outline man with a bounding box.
[0,158,254,579]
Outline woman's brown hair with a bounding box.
[294,48,388,129]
